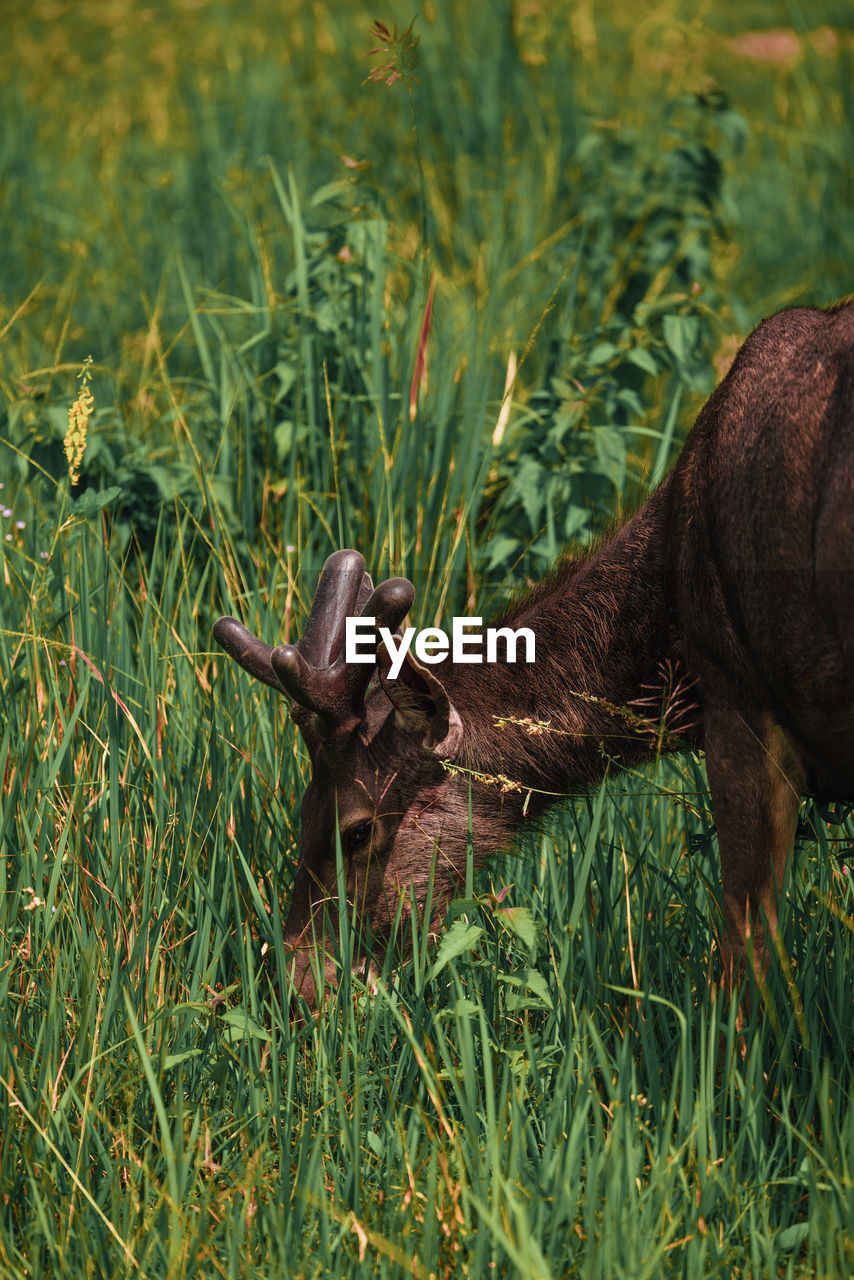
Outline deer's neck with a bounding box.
[444,480,683,812]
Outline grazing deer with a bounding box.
[214,300,854,1006]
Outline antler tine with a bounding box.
[213,550,367,695]
[362,577,415,636]
[214,550,416,734]
[271,571,415,732]
[299,549,368,669]
[212,616,285,693]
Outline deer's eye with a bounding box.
[345,821,373,853]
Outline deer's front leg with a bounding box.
[702,700,805,987]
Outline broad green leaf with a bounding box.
[163,1049,203,1071]
[588,341,620,366]
[777,1223,809,1252]
[220,1009,271,1044]
[497,905,537,952]
[663,313,700,363]
[428,921,483,980]
[627,346,660,375]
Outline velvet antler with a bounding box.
[213,550,415,735]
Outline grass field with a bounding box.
[1,1,854,1275]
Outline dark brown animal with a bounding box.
[214,301,854,1006]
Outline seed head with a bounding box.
[64,355,94,486]
[364,18,420,87]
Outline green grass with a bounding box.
[1,0,854,1275]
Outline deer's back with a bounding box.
[673,300,854,791]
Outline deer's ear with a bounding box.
[377,646,464,759]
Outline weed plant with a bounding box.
[1,1,853,1276]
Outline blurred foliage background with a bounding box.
[2,0,852,583]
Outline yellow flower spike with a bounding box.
[64,354,94,486]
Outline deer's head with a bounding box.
[213,551,480,1008]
